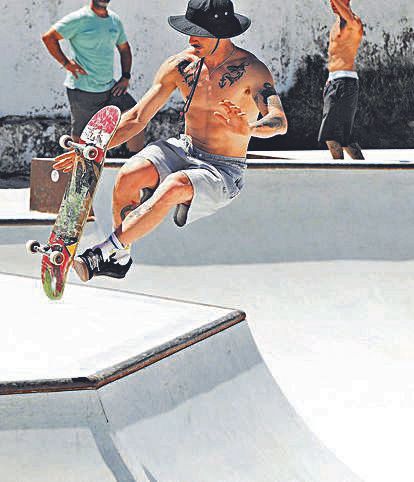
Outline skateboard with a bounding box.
[26,105,121,300]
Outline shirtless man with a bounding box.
[318,0,364,159]
[53,0,287,281]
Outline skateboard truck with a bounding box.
[26,240,64,266]
[59,135,99,161]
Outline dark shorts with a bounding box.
[66,87,136,138]
[318,77,359,146]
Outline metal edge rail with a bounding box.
[0,309,246,396]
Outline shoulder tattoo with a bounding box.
[219,61,249,88]
[177,59,196,87]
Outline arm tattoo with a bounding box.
[120,203,152,221]
[251,84,286,133]
[126,203,154,221]
[256,117,284,129]
[177,60,195,87]
[254,82,281,107]
[219,62,249,88]
[258,82,278,104]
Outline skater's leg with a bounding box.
[112,157,159,228]
[115,171,193,246]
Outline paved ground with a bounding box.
[1,150,414,481]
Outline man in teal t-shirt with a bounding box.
[42,0,144,152]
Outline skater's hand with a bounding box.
[111,77,129,96]
[53,150,77,173]
[65,60,87,79]
[214,100,251,137]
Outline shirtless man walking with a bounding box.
[53,0,288,281]
[318,0,364,159]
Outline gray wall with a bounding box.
[1,0,413,174]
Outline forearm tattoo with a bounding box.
[126,203,153,221]
[219,62,249,88]
[254,116,284,129]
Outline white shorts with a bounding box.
[130,135,247,226]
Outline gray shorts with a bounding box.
[67,87,136,138]
[130,135,247,226]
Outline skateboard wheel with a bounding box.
[83,145,99,161]
[59,135,73,149]
[26,240,40,255]
[50,251,64,266]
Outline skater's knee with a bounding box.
[114,157,159,195]
[157,172,193,207]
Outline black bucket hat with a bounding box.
[168,0,251,39]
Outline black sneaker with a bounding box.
[73,247,132,282]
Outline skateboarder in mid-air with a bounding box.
[318,0,364,160]
[53,0,288,282]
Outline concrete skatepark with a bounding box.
[1,150,414,481]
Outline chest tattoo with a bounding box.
[218,62,249,88]
[177,60,196,87]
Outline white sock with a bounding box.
[94,232,131,263]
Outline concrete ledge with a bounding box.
[247,149,414,169]
[0,188,95,226]
[0,188,56,226]
[0,308,245,395]
[0,217,57,227]
[31,149,414,170]
[0,274,245,395]
[2,149,413,226]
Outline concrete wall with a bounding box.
[1,0,413,174]
[89,166,414,266]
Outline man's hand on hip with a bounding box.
[214,100,251,137]
[111,78,129,96]
[65,60,88,79]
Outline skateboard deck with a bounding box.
[33,106,121,300]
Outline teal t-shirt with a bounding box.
[54,6,128,93]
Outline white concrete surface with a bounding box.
[249,148,414,164]
[0,273,234,382]
[0,309,361,482]
[1,151,414,481]
[0,188,55,223]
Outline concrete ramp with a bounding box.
[0,273,360,482]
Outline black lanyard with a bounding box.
[179,39,221,119]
